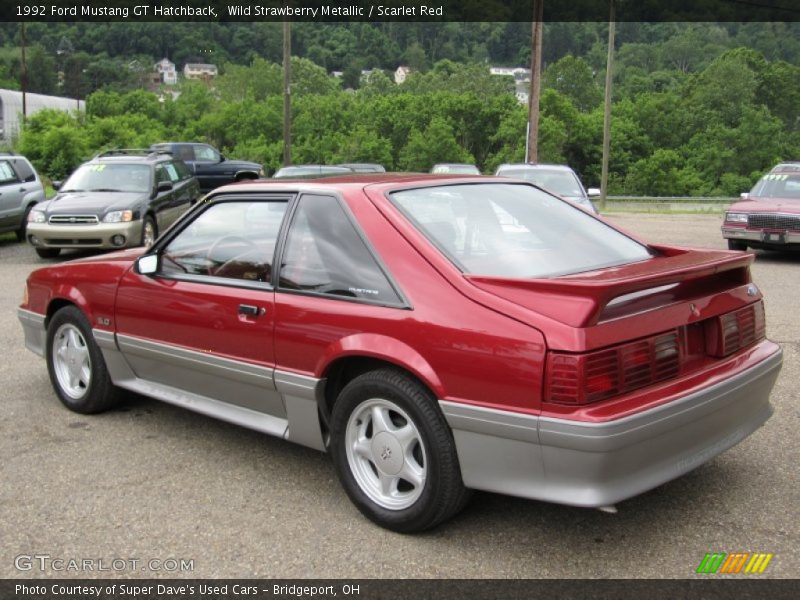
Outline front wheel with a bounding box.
[141,215,157,248]
[46,306,121,414]
[16,204,34,242]
[330,369,469,532]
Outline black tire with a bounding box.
[727,239,747,251]
[330,368,470,532]
[35,247,61,259]
[15,204,34,242]
[141,215,157,248]
[45,305,121,414]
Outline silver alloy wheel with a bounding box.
[143,219,156,247]
[345,397,427,510]
[51,323,92,400]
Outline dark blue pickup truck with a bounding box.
[150,143,264,193]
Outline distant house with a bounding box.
[154,58,178,85]
[490,67,530,82]
[183,63,218,81]
[0,88,84,142]
[394,66,411,84]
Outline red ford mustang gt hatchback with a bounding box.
[18,174,782,532]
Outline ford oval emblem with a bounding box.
[747,284,758,297]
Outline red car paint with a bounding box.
[22,176,778,423]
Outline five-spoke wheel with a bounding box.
[345,398,427,511]
[330,368,469,532]
[46,306,121,414]
[51,322,92,401]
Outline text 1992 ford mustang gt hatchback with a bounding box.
[18,175,782,532]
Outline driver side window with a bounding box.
[160,200,288,284]
[194,145,220,162]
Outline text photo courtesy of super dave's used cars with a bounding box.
[18,174,782,532]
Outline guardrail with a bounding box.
[602,196,737,213]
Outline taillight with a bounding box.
[705,301,765,357]
[545,330,680,405]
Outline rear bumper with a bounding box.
[722,226,800,246]
[441,344,782,507]
[27,220,144,250]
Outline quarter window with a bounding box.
[11,158,35,182]
[0,161,18,184]
[279,195,401,304]
[161,200,288,283]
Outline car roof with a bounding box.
[497,163,575,172]
[90,149,173,164]
[769,162,800,174]
[206,173,508,197]
[337,163,386,172]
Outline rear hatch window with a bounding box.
[391,183,651,278]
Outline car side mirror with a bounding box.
[135,254,158,275]
[587,187,601,198]
[218,154,225,163]
[52,180,62,190]
[157,181,173,193]
[740,192,749,200]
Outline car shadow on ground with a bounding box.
[752,249,800,264]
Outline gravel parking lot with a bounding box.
[1,213,797,579]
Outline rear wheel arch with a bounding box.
[322,355,440,422]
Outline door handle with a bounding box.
[238,304,265,317]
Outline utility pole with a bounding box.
[282,21,292,167]
[525,0,544,163]
[20,23,28,124]
[600,0,616,212]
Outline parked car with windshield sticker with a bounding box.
[26,149,200,258]
[722,162,800,252]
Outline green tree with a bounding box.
[543,55,602,112]
[398,117,474,171]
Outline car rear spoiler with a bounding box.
[465,246,754,328]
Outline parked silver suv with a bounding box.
[0,154,45,241]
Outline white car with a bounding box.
[495,163,600,213]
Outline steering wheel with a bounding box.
[205,235,261,278]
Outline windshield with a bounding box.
[750,173,800,199]
[62,163,152,193]
[391,183,652,278]
[497,167,584,197]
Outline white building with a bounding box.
[154,58,178,85]
[490,67,530,82]
[183,63,218,81]
[394,66,411,84]
[0,89,84,142]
